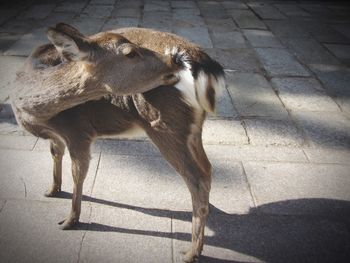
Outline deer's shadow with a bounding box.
[55,192,350,263]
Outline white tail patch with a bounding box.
[166,47,226,113]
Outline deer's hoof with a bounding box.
[182,250,199,263]
[58,218,78,230]
[44,188,61,197]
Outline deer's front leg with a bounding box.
[45,139,65,197]
[59,146,90,230]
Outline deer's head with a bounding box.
[46,23,182,94]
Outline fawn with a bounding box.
[11,24,225,263]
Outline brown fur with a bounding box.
[12,24,225,263]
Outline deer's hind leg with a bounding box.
[146,124,211,263]
[45,137,66,197]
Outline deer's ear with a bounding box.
[46,27,89,61]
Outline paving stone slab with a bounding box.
[212,86,238,118]
[71,17,106,35]
[281,38,341,65]
[0,134,37,150]
[248,2,286,20]
[199,8,230,19]
[81,4,113,19]
[265,20,310,39]
[0,8,22,25]
[243,29,282,47]
[202,119,248,145]
[309,64,350,97]
[171,1,197,9]
[221,1,248,10]
[293,111,350,149]
[102,18,139,31]
[92,154,253,214]
[173,212,350,263]
[0,33,20,53]
[90,0,116,5]
[304,148,350,165]
[100,139,159,157]
[244,118,304,147]
[332,24,350,40]
[4,27,47,56]
[19,4,56,20]
[296,19,350,44]
[173,14,204,28]
[244,161,350,216]
[0,18,38,35]
[204,18,237,33]
[226,72,289,119]
[173,8,201,17]
[116,0,143,9]
[174,27,213,48]
[255,48,310,77]
[230,9,267,29]
[142,11,172,32]
[80,204,172,263]
[204,144,307,163]
[0,117,28,136]
[205,48,261,72]
[144,2,171,12]
[211,31,246,48]
[324,44,350,60]
[54,2,86,13]
[0,200,5,213]
[0,199,88,263]
[271,77,340,112]
[0,149,99,201]
[0,56,26,101]
[111,7,142,18]
[274,4,311,17]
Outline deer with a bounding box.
[11,23,225,263]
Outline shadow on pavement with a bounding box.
[56,192,350,263]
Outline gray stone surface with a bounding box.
[332,24,350,39]
[144,2,171,12]
[244,119,304,147]
[243,29,282,48]
[213,86,238,118]
[211,31,246,48]
[205,18,237,33]
[92,154,253,214]
[271,77,340,112]
[90,0,116,5]
[0,56,26,102]
[255,48,310,77]
[204,144,307,163]
[230,9,267,29]
[309,64,350,97]
[174,27,213,48]
[0,149,99,200]
[100,139,159,157]
[173,212,350,263]
[54,2,86,13]
[226,72,289,119]
[0,19,37,35]
[0,200,5,213]
[248,2,286,20]
[304,148,350,164]
[111,7,141,18]
[4,28,47,56]
[0,200,88,263]
[173,13,204,28]
[281,38,341,65]
[171,1,197,9]
[81,4,113,18]
[0,8,22,25]
[102,18,139,31]
[265,20,310,39]
[244,161,350,215]
[71,17,106,35]
[221,1,248,10]
[0,33,21,54]
[293,111,350,149]
[324,44,350,59]
[19,4,55,20]
[142,11,172,32]
[0,135,37,150]
[202,119,248,145]
[206,48,261,72]
[274,4,311,17]
[80,204,172,263]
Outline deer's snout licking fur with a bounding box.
[11,23,225,263]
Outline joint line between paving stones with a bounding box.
[31,137,39,151]
[0,200,7,214]
[170,214,174,263]
[240,120,251,144]
[20,177,27,198]
[240,161,258,209]
[89,151,102,197]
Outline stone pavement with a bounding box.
[1,0,350,262]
